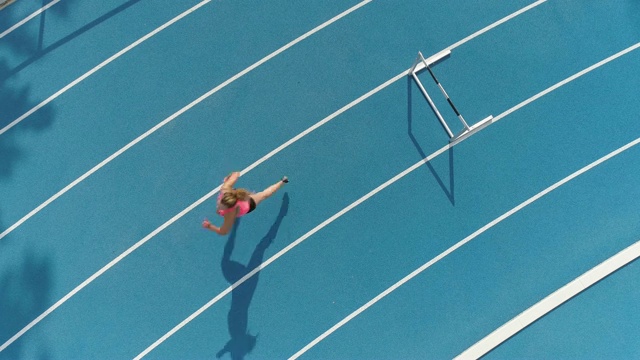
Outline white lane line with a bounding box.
[0,0,61,39]
[456,238,640,360]
[493,41,640,122]
[290,136,640,360]
[1,0,547,353]
[0,0,373,241]
[1,0,547,239]
[289,41,640,357]
[0,0,212,137]
[134,144,451,360]
[0,1,373,352]
[131,1,555,356]
[446,0,547,51]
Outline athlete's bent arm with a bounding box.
[203,211,236,235]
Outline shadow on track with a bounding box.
[0,250,52,358]
[407,76,455,205]
[217,193,289,360]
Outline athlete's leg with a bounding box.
[250,177,288,207]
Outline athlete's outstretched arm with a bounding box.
[222,172,240,191]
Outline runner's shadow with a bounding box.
[217,193,289,360]
[407,76,455,205]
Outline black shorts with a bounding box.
[248,197,257,213]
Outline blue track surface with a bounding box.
[1,0,639,358]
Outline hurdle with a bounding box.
[0,0,15,11]
[410,50,493,144]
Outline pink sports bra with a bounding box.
[216,191,251,218]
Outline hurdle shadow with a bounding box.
[217,193,289,360]
[1,0,143,81]
[407,76,455,205]
[0,0,78,59]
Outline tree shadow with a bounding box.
[0,58,55,238]
[216,193,289,360]
[0,0,61,235]
[1,0,144,81]
[0,250,52,358]
[0,0,77,172]
[407,76,455,205]
[0,12,64,354]
[0,58,55,178]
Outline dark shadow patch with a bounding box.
[0,250,52,358]
[0,59,55,178]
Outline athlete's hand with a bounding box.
[202,219,211,229]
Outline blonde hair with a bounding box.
[220,189,250,208]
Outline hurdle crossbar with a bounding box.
[0,0,15,10]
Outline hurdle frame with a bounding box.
[0,0,15,11]
[410,50,493,144]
